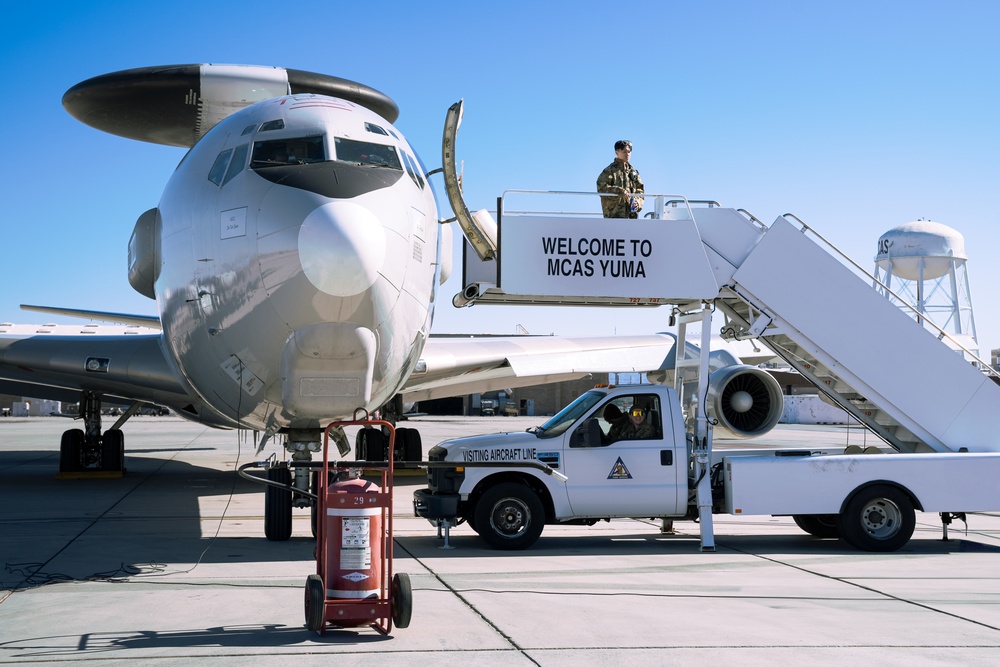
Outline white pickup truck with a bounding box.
[414,380,999,552]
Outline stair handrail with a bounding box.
[500,190,697,221]
[782,212,999,378]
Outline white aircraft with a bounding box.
[0,64,676,539]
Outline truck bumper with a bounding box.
[413,488,460,520]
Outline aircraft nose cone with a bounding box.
[298,201,386,296]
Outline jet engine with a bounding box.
[128,208,161,300]
[706,365,783,438]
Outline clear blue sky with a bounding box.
[2,1,999,354]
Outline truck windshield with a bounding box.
[533,390,605,439]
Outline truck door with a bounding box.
[562,392,683,517]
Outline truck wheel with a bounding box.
[474,482,545,550]
[792,514,839,538]
[837,485,915,552]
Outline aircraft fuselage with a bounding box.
[147,94,441,430]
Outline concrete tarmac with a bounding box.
[3,415,1000,666]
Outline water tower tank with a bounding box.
[872,219,979,360]
[875,220,966,281]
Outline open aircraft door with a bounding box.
[441,100,498,262]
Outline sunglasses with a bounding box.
[630,409,644,417]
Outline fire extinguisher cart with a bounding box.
[305,416,412,634]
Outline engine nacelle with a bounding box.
[706,365,784,438]
[128,207,161,300]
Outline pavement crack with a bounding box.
[394,539,542,666]
[725,544,1000,633]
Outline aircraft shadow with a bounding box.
[0,449,315,591]
[0,623,392,659]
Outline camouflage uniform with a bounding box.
[597,158,644,218]
[615,418,656,441]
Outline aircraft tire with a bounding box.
[59,429,84,472]
[392,572,413,629]
[357,428,387,461]
[354,429,367,460]
[395,427,422,461]
[837,484,915,552]
[101,429,125,472]
[792,514,839,538]
[305,574,326,632]
[474,482,545,550]
[265,465,293,541]
[310,472,320,539]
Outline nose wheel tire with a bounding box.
[395,427,422,461]
[837,485,915,552]
[356,427,387,461]
[264,465,293,541]
[474,482,545,550]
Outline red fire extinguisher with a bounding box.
[324,477,383,605]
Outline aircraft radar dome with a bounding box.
[874,220,966,281]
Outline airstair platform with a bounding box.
[456,193,1000,453]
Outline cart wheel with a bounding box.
[391,572,412,629]
[305,574,325,632]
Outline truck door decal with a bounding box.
[607,457,633,480]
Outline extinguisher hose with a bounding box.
[237,462,319,500]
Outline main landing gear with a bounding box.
[58,391,138,476]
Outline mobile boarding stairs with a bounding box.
[450,191,1000,547]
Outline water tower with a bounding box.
[873,220,979,360]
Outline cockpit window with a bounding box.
[259,119,284,132]
[333,137,402,169]
[401,151,425,189]
[222,144,249,185]
[251,136,325,167]
[364,122,389,136]
[208,148,233,185]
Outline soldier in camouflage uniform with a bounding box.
[596,139,644,218]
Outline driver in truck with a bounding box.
[618,404,656,440]
[606,398,658,442]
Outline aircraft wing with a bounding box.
[401,333,677,402]
[19,304,162,329]
[0,324,194,410]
